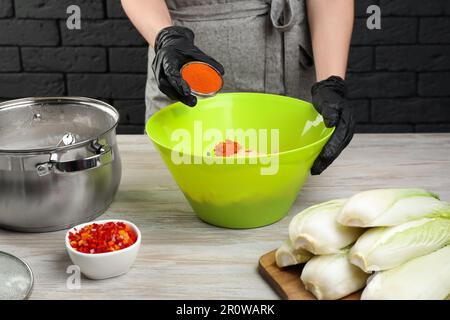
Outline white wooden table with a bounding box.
[1,134,449,299]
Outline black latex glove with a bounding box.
[310,76,355,175]
[152,26,225,107]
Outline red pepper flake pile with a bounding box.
[69,221,137,254]
[214,139,241,157]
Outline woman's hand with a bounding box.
[310,76,355,175]
[306,0,355,174]
[152,26,224,107]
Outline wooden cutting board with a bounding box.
[258,250,361,300]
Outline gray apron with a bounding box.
[145,0,315,119]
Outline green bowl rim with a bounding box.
[146,92,335,158]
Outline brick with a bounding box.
[418,73,450,97]
[106,0,127,18]
[117,125,144,134]
[348,46,373,72]
[351,18,417,45]
[346,72,416,99]
[355,0,380,17]
[372,98,450,123]
[67,74,146,99]
[348,99,370,123]
[109,48,148,73]
[22,47,107,72]
[380,0,450,16]
[376,46,450,71]
[0,47,20,72]
[420,18,450,44]
[0,20,59,45]
[15,0,104,18]
[0,0,13,17]
[355,124,414,133]
[113,100,146,125]
[60,20,145,46]
[415,124,450,133]
[0,74,64,98]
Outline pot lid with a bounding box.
[0,252,34,300]
[0,97,119,153]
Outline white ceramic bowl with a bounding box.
[65,219,141,280]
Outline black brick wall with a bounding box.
[0,0,449,133]
[350,0,450,133]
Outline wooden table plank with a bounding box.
[0,134,449,299]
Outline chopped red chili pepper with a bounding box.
[68,221,137,254]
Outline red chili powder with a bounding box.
[214,139,241,157]
[181,62,223,95]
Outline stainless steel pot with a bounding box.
[0,97,122,232]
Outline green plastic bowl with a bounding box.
[146,93,334,228]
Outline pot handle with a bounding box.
[36,143,113,176]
